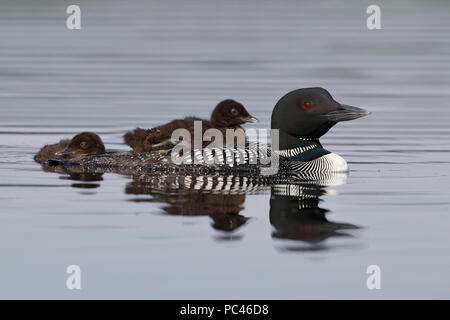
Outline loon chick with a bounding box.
[34,132,105,164]
[123,99,258,153]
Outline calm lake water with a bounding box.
[1,0,449,299]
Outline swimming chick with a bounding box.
[47,88,369,178]
[34,131,105,164]
[123,99,258,153]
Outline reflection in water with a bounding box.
[37,162,359,249]
[270,183,360,252]
[60,173,104,182]
[125,178,250,234]
[121,171,359,248]
[40,163,104,189]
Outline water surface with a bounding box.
[0,0,450,299]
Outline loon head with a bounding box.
[56,132,105,158]
[210,99,259,127]
[271,87,370,149]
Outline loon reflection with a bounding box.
[40,162,104,189]
[121,170,359,248]
[125,178,250,238]
[270,184,360,252]
[38,161,360,248]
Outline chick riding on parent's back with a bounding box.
[123,99,258,153]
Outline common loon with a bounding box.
[268,87,370,174]
[34,132,105,164]
[123,99,258,153]
[43,88,369,178]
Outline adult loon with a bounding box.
[269,87,369,174]
[43,88,369,178]
[123,99,258,153]
[34,132,105,164]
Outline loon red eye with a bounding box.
[303,102,311,109]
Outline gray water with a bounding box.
[1,0,450,299]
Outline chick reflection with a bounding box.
[125,176,251,235]
[269,183,360,252]
[39,163,103,189]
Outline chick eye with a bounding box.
[80,141,88,149]
[230,108,239,116]
[303,102,311,109]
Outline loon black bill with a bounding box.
[322,104,370,122]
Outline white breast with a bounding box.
[283,152,348,173]
[320,153,349,172]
